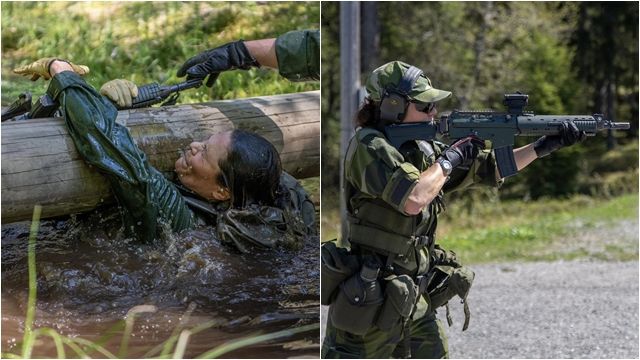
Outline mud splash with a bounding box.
[1,205,319,358]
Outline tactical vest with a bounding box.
[344,128,443,275]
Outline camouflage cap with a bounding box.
[366,61,452,105]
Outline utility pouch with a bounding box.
[428,266,474,308]
[320,241,360,305]
[427,266,457,310]
[375,275,418,331]
[330,263,384,335]
[427,265,475,331]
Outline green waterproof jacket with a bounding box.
[275,30,320,81]
[47,71,315,249]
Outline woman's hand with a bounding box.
[533,121,586,158]
[99,79,139,108]
[440,136,485,168]
[13,58,89,81]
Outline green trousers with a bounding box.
[321,309,448,359]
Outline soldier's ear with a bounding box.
[210,186,230,201]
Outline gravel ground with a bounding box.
[321,260,639,358]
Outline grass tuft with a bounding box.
[21,204,42,359]
[195,323,319,359]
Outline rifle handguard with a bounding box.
[130,83,163,109]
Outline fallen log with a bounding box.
[2,91,319,223]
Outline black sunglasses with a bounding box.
[416,102,437,114]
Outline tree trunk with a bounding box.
[361,2,380,75]
[2,91,319,223]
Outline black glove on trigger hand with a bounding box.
[533,121,586,158]
[441,136,485,168]
[176,40,260,87]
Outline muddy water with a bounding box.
[1,206,319,358]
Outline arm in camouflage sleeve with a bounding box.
[346,129,442,216]
[237,30,321,80]
[274,30,319,81]
[443,147,504,193]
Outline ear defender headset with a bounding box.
[378,65,424,125]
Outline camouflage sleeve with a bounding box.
[275,29,320,81]
[444,148,504,192]
[346,130,421,213]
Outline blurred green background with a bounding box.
[1,1,319,105]
[321,2,638,261]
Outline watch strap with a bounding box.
[436,157,453,176]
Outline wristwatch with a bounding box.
[436,157,453,177]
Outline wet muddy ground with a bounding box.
[2,203,320,358]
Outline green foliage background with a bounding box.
[1,2,319,105]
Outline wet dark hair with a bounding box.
[355,97,382,129]
[217,130,283,208]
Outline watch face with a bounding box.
[439,158,452,175]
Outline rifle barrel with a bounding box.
[166,79,202,93]
[607,122,631,130]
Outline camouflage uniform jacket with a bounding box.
[47,72,315,248]
[344,126,502,276]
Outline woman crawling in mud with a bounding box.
[12,53,316,252]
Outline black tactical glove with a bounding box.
[533,121,586,158]
[176,41,259,87]
[439,136,485,168]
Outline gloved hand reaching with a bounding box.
[14,57,89,81]
[176,41,259,87]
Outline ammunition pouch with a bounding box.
[427,264,475,331]
[320,241,360,305]
[375,275,419,331]
[330,269,384,335]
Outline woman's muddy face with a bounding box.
[175,131,232,201]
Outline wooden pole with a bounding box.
[340,2,360,244]
[2,91,319,223]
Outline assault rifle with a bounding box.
[1,78,203,122]
[383,93,630,178]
